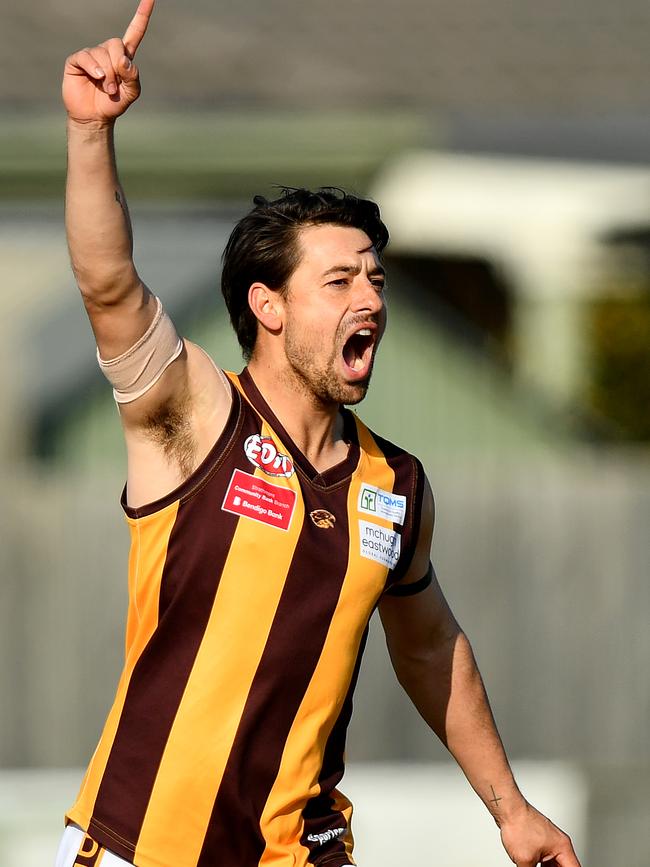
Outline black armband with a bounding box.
[385,562,434,597]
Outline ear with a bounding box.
[248,282,284,334]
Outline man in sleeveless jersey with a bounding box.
[58,2,581,866]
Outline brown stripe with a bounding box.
[299,430,417,864]
[88,405,259,861]
[300,627,368,866]
[392,454,425,582]
[196,477,353,867]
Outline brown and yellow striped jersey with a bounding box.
[66,369,427,867]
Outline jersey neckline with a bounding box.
[237,367,361,488]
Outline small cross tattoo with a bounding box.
[115,190,127,216]
[489,786,503,808]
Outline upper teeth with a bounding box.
[357,329,371,336]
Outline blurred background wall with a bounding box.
[2,1,650,865]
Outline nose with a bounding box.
[352,276,385,316]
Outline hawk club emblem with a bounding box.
[310,509,336,529]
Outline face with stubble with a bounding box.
[278,224,387,407]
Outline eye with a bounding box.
[327,278,350,287]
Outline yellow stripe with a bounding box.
[67,502,179,832]
[135,446,304,867]
[354,418,397,523]
[354,416,386,460]
[258,443,394,867]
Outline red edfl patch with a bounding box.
[244,434,294,478]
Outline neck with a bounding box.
[246,358,348,473]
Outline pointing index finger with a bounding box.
[122,0,156,57]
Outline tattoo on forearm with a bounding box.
[115,190,127,217]
[489,786,503,808]
[115,189,134,245]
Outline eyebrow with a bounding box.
[321,263,386,278]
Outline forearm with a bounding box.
[441,633,526,823]
[394,631,526,826]
[66,118,140,303]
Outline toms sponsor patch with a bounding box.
[244,434,294,478]
[359,519,401,569]
[223,469,296,531]
[358,483,406,524]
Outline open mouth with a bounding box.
[342,327,376,378]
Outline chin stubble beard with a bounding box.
[284,331,372,407]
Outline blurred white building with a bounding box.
[372,151,650,418]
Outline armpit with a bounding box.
[141,392,196,479]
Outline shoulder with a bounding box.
[351,412,417,460]
[351,412,432,547]
[352,413,426,497]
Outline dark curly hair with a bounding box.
[221,187,389,360]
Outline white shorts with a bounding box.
[55,826,132,866]
[56,824,356,867]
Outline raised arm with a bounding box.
[63,0,157,358]
[62,0,230,507]
[379,477,581,867]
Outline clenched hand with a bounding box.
[500,800,581,867]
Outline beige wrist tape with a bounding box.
[97,297,184,404]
